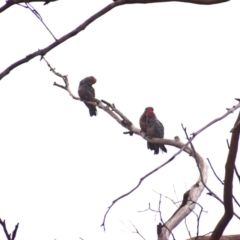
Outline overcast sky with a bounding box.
[0,1,240,240]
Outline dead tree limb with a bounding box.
[0,1,125,80]
[210,111,240,240]
[0,0,57,13]
[0,0,231,79]
[117,0,229,4]
[43,59,240,239]
[0,219,19,240]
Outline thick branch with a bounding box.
[0,0,125,80]
[122,0,229,4]
[0,219,19,240]
[210,112,240,240]
[0,2,12,13]
[0,0,231,80]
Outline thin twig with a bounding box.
[124,0,229,3]
[0,0,233,79]
[206,158,224,184]
[138,202,159,213]
[24,2,57,41]
[206,158,240,208]
[234,165,240,184]
[181,124,240,217]
[193,202,204,240]
[158,194,176,240]
[0,0,57,14]
[185,218,192,239]
[192,98,240,137]
[153,190,179,207]
[210,111,240,240]
[172,185,180,207]
[0,0,125,80]
[129,221,146,240]
[100,144,194,231]
[43,57,80,100]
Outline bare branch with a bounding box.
[206,158,240,208]
[10,0,58,3]
[192,100,240,137]
[182,124,240,217]
[0,1,125,80]
[158,194,176,240]
[43,57,79,100]
[153,190,179,208]
[120,0,229,4]
[210,111,240,240]
[129,221,146,240]
[0,219,19,240]
[206,158,224,185]
[194,202,204,240]
[0,0,232,80]
[101,136,209,234]
[24,3,57,41]
[138,202,160,213]
[185,217,192,239]
[172,185,180,207]
[43,59,240,236]
[0,0,57,14]
[234,165,240,184]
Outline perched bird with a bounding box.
[78,76,97,117]
[146,108,167,154]
[139,107,154,133]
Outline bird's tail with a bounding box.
[89,105,97,117]
[147,142,167,154]
[160,144,167,153]
[147,142,159,155]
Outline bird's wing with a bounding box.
[87,85,95,98]
[154,119,164,138]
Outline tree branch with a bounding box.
[206,158,240,208]
[0,0,58,14]
[0,0,125,80]
[0,219,19,240]
[234,165,240,184]
[210,111,240,240]
[24,2,57,41]
[121,0,229,4]
[43,59,240,238]
[101,136,208,236]
[0,0,231,80]
[206,158,224,185]
[129,221,147,240]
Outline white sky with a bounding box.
[0,0,240,240]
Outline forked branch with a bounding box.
[0,0,230,80]
[210,111,240,240]
[0,219,19,240]
[44,59,240,240]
